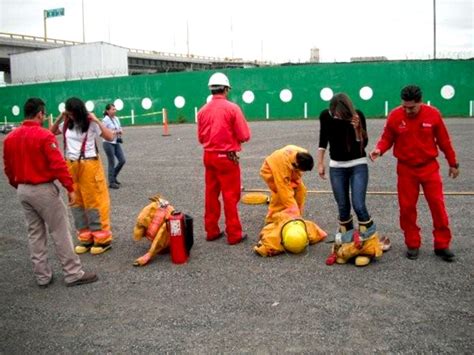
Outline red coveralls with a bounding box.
[197,94,251,244]
[375,104,457,249]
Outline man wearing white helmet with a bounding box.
[197,72,251,245]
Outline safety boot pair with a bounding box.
[75,230,112,255]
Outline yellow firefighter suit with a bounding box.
[254,211,327,257]
[133,195,175,266]
[260,145,309,224]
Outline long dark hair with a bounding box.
[329,93,367,154]
[103,103,115,117]
[329,93,355,121]
[65,97,90,133]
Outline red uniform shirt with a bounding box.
[197,94,251,152]
[376,104,457,167]
[3,120,74,192]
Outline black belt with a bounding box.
[67,157,98,162]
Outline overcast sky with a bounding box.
[0,0,472,63]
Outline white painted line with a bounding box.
[131,109,135,125]
[194,107,198,122]
[384,101,388,117]
[304,102,308,119]
[266,103,269,119]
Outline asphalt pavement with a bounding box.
[1,118,473,353]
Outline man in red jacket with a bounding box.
[3,98,98,287]
[197,73,251,245]
[370,85,459,262]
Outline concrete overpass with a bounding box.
[0,32,267,82]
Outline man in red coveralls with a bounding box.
[197,73,251,245]
[370,85,459,262]
[3,98,98,287]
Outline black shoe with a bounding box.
[109,183,120,189]
[115,179,121,185]
[406,248,419,260]
[434,248,455,262]
[228,233,248,245]
[206,231,225,242]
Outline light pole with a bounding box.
[82,0,85,42]
[43,10,47,40]
[433,0,437,59]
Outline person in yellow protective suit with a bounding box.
[132,194,175,266]
[254,210,327,256]
[51,97,115,255]
[260,145,314,224]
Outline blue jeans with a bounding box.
[329,164,370,222]
[103,142,126,184]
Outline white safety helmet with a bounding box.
[208,72,231,89]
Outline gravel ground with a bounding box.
[1,118,473,354]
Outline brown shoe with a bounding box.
[66,272,98,287]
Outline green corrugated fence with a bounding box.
[1,59,473,124]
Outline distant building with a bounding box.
[350,56,388,62]
[10,42,128,84]
[310,48,320,63]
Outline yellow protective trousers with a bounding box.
[67,159,112,246]
[254,211,327,257]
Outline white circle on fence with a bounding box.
[320,88,333,101]
[242,90,255,104]
[142,97,152,110]
[280,89,292,103]
[85,100,95,112]
[440,85,455,100]
[114,99,124,111]
[359,86,373,100]
[12,105,20,116]
[58,102,65,113]
[174,96,185,108]
[206,95,212,103]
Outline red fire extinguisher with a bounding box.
[167,212,189,264]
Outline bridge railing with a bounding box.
[0,32,82,46]
[0,31,272,65]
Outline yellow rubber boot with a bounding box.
[90,244,112,255]
[75,244,92,254]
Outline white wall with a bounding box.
[10,42,128,84]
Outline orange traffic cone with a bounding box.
[162,108,171,136]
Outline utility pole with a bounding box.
[433,0,437,59]
[186,20,190,56]
[230,17,234,58]
[43,10,47,40]
[82,0,86,42]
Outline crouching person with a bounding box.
[260,145,314,224]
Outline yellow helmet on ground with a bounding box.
[281,219,308,254]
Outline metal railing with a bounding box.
[0,32,83,46]
[0,31,271,65]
